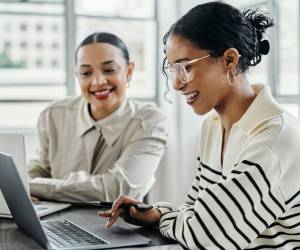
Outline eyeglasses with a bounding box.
[164,54,210,83]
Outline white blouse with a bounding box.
[29,96,168,202]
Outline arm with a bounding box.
[30,118,168,202]
[155,147,286,249]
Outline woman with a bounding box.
[99,2,300,249]
[29,32,168,203]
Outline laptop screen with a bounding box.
[0,134,28,215]
[0,153,51,249]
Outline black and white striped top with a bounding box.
[155,84,300,249]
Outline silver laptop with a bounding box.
[0,134,70,218]
[0,152,151,250]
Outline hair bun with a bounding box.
[258,40,270,55]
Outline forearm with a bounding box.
[28,159,52,179]
[29,168,142,202]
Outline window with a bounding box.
[20,23,27,31]
[36,42,43,49]
[51,23,59,32]
[20,41,27,49]
[0,0,157,129]
[51,59,59,68]
[36,23,43,32]
[278,0,299,95]
[225,0,300,119]
[51,42,59,49]
[75,0,157,98]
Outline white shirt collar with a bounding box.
[211,84,283,133]
[78,97,133,146]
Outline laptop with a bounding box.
[0,152,151,250]
[0,134,70,218]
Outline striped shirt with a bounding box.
[155,84,300,249]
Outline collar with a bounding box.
[76,97,95,138]
[77,97,133,146]
[211,84,283,133]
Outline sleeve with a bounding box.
[155,146,286,249]
[29,115,168,202]
[28,109,52,179]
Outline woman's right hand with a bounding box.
[30,196,39,203]
[98,195,161,228]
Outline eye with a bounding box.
[103,67,118,74]
[184,63,192,72]
[79,71,92,77]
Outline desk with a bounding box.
[0,206,182,250]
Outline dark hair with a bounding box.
[75,32,130,64]
[162,1,274,74]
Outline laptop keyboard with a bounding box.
[42,220,108,248]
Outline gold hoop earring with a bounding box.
[226,70,235,86]
[126,83,130,88]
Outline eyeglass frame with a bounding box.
[164,54,210,83]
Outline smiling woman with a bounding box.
[75,35,133,120]
[99,2,300,250]
[28,32,168,203]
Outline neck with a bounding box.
[215,76,256,132]
[89,102,123,121]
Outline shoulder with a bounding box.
[269,111,300,165]
[125,99,168,140]
[249,111,300,149]
[41,96,83,116]
[38,96,84,126]
[129,99,167,125]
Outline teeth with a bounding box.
[184,91,198,100]
[94,90,110,95]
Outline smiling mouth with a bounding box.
[90,88,115,99]
[182,90,199,104]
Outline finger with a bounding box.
[130,206,138,217]
[98,210,112,217]
[31,196,39,203]
[106,209,123,228]
[111,196,126,214]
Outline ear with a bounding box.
[75,70,79,79]
[126,61,135,82]
[223,48,240,69]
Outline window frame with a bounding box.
[232,0,300,118]
[0,0,159,104]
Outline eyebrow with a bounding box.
[79,60,116,67]
[174,58,190,63]
[167,57,191,65]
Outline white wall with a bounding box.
[149,0,208,205]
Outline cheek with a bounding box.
[79,80,90,92]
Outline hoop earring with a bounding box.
[126,82,130,88]
[226,70,235,86]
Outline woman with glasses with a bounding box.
[100,2,300,249]
[28,32,168,203]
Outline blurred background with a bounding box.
[0,0,299,204]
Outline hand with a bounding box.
[31,196,39,203]
[98,195,161,228]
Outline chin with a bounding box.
[192,107,209,116]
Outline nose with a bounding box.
[90,72,107,86]
[172,78,187,91]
